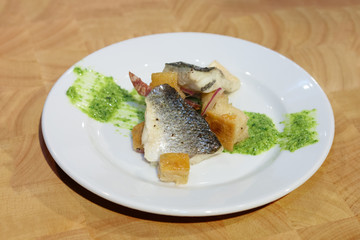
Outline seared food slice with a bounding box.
[163,61,240,93]
[158,153,190,184]
[142,84,222,164]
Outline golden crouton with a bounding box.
[158,153,190,184]
[150,72,185,98]
[203,94,249,151]
[131,122,144,153]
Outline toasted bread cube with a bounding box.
[151,72,186,98]
[203,94,248,151]
[205,112,248,151]
[150,72,177,88]
[131,122,144,153]
[158,153,190,184]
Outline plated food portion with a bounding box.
[65,60,320,185]
[129,61,250,184]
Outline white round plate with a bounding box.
[41,32,334,216]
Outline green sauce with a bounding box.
[229,112,279,155]
[66,67,145,130]
[227,109,319,155]
[278,109,318,152]
[66,86,81,104]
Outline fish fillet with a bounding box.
[142,84,223,164]
[163,61,240,93]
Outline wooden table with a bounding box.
[1,0,360,239]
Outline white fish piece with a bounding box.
[163,61,240,93]
[142,84,223,164]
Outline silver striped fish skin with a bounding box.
[142,84,222,163]
[163,61,224,93]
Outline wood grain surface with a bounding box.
[1,0,360,239]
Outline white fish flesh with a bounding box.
[163,61,240,93]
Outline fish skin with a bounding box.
[142,84,222,163]
[163,61,239,93]
[165,62,216,72]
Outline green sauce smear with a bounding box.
[228,109,319,155]
[278,109,319,152]
[66,67,145,130]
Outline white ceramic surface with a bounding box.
[41,32,334,216]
